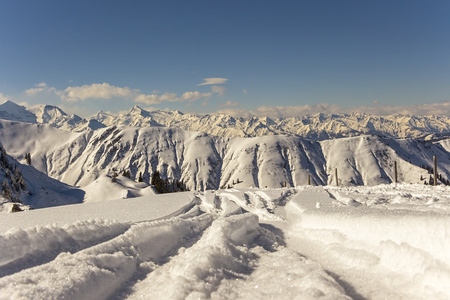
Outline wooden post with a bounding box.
[394,161,398,183]
[283,180,286,187]
[433,156,437,186]
[335,168,338,186]
[308,174,311,185]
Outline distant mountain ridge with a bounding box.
[1,100,450,140]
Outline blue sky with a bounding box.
[1,0,449,117]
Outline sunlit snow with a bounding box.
[1,184,449,299]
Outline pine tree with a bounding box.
[138,172,143,182]
[11,203,22,213]
[151,171,161,187]
[122,170,131,178]
[1,179,12,200]
[112,172,118,182]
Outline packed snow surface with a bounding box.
[1,184,450,299]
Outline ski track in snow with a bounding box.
[1,184,450,299]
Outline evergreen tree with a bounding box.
[151,171,188,193]
[0,146,10,169]
[122,170,131,178]
[1,179,12,200]
[11,203,22,213]
[138,172,143,182]
[151,171,161,187]
[112,172,118,182]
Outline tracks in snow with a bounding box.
[0,188,355,300]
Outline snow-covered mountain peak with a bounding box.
[108,105,161,127]
[29,104,68,124]
[171,109,184,116]
[129,105,151,117]
[91,110,114,121]
[0,100,37,123]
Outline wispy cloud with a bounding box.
[25,82,60,97]
[197,78,228,86]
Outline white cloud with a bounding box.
[23,82,213,106]
[211,85,227,96]
[197,78,228,86]
[181,91,212,101]
[25,82,59,97]
[134,94,162,105]
[63,83,134,102]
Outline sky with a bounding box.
[0,0,449,118]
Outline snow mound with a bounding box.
[82,175,155,202]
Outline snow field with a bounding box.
[0,191,194,233]
[286,185,450,299]
[212,247,351,300]
[0,219,129,266]
[1,184,449,299]
[0,213,214,300]
[0,188,354,300]
[3,251,136,300]
[125,213,349,300]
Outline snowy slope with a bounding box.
[0,120,447,190]
[0,101,36,123]
[0,184,449,299]
[0,143,84,212]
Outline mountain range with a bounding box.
[2,100,450,140]
[1,100,450,210]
